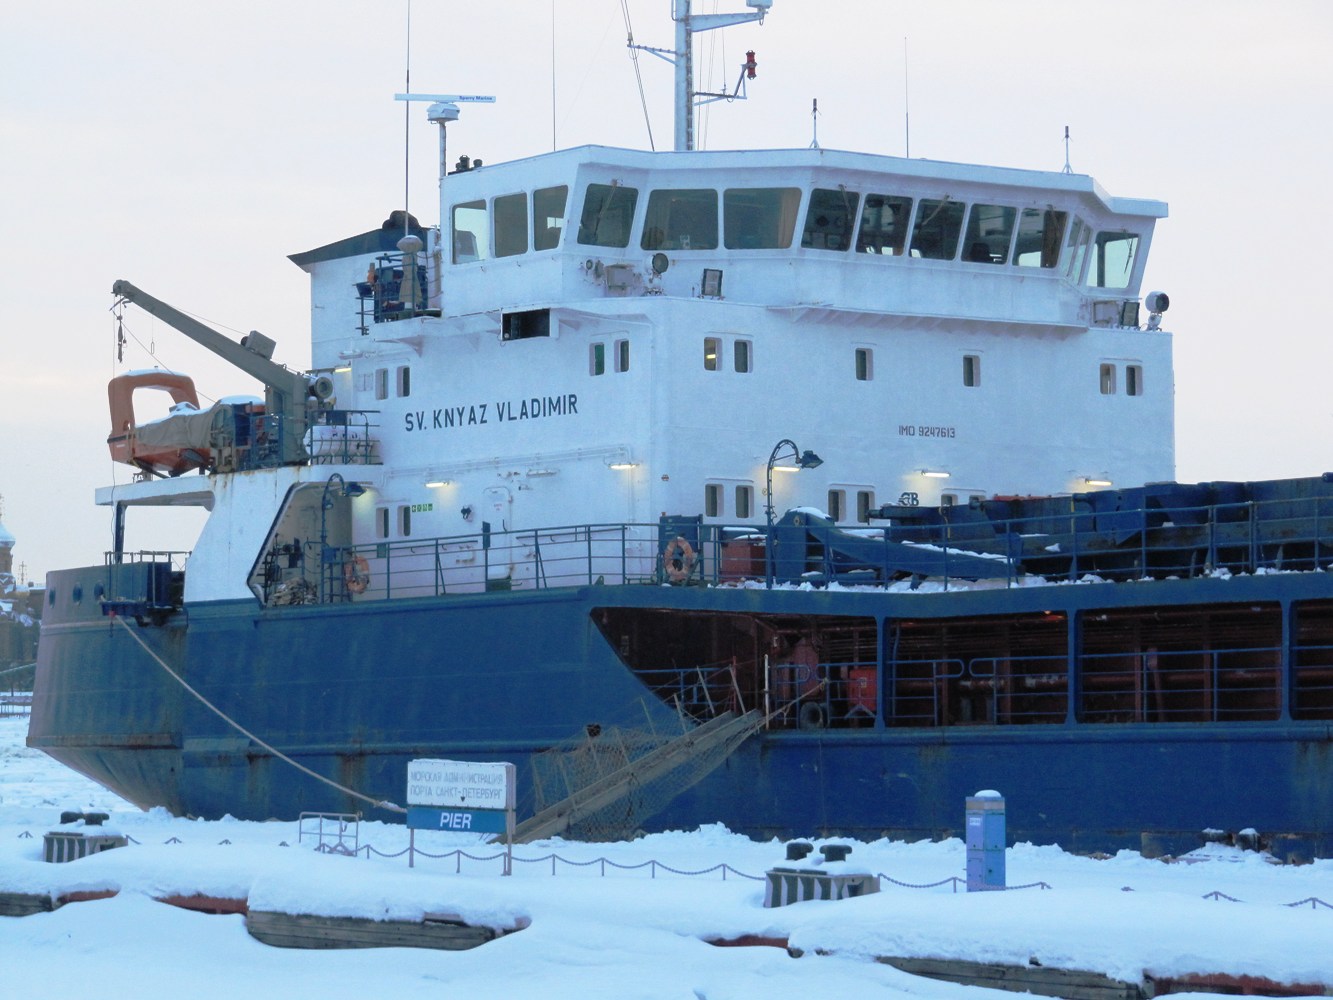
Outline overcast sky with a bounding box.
[2,0,1331,582]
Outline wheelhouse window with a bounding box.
[963,204,1016,264]
[1061,216,1091,281]
[857,194,913,254]
[452,200,489,262]
[493,192,528,258]
[578,183,638,247]
[723,187,801,249]
[909,198,966,260]
[641,188,718,250]
[1015,208,1067,268]
[1088,231,1141,290]
[533,185,568,251]
[801,188,859,251]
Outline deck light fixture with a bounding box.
[766,439,823,588]
[921,469,951,478]
[1084,477,1113,487]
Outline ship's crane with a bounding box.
[111,280,315,469]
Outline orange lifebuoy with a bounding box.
[343,555,370,594]
[662,535,696,584]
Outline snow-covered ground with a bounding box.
[3,714,1331,998]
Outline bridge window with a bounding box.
[578,183,639,248]
[1061,216,1091,281]
[910,198,966,260]
[1015,208,1067,268]
[452,200,489,262]
[857,194,913,254]
[1088,231,1141,290]
[642,188,718,250]
[802,188,859,251]
[533,185,568,251]
[724,187,801,249]
[493,192,528,258]
[963,204,1016,264]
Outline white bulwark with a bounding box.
[407,758,516,810]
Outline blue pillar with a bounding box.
[965,789,1006,891]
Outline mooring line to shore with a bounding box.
[111,615,406,815]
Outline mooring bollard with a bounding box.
[966,789,1006,891]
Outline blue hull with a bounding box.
[28,565,1333,858]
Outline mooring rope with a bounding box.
[111,614,405,814]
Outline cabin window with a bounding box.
[396,365,411,398]
[533,185,568,251]
[801,187,859,251]
[735,485,754,519]
[909,198,965,260]
[855,347,873,381]
[724,187,802,249]
[1015,208,1067,268]
[398,505,411,537]
[1061,216,1091,281]
[1099,363,1116,394]
[614,338,630,373]
[577,183,638,247]
[857,194,913,254]
[641,188,718,250]
[705,483,723,517]
[704,337,720,371]
[1126,364,1143,396]
[374,367,389,401]
[1088,231,1141,290]
[856,490,875,524]
[452,200,490,262]
[375,507,389,539]
[828,489,846,522]
[493,192,528,258]
[963,204,1016,264]
[963,354,981,388]
[590,342,606,376]
[734,339,752,373]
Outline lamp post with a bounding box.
[320,473,365,601]
[765,439,823,588]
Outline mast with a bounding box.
[671,0,772,152]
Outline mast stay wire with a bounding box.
[620,0,656,150]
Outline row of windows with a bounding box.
[453,185,568,263]
[376,506,412,538]
[567,183,1139,289]
[371,366,411,400]
[1099,363,1144,396]
[706,484,880,524]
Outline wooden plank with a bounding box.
[246,910,499,951]
[881,956,1142,1000]
[0,892,54,917]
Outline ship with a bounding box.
[28,2,1333,858]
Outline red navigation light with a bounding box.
[746,50,758,79]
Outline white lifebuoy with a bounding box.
[343,555,370,594]
[662,535,697,584]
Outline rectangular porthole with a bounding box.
[705,483,723,517]
[1100,363,1117,395]
[855,348,873,382]
[735,485,753,519]
[963,355,980,388]
[1126,364,1143,396]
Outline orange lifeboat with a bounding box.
[107,372,212,477]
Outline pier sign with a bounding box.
[406,758,515,810]
[405,758,516,874]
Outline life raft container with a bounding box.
[662,535,696,584]
[343,555,370,594]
